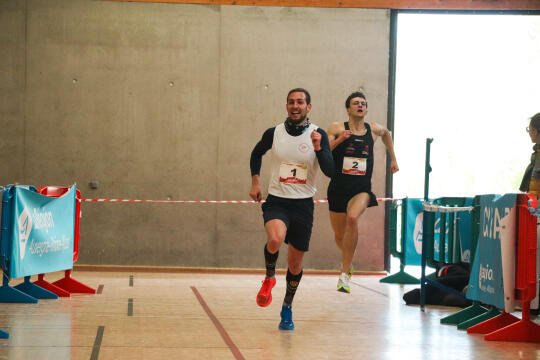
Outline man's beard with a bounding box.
[287,115,307,124]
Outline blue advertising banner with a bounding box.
[9,185,75,278]
[404,197,473,266]
[403,198,447,266]
[466,193,517,310]
[403,198,424,266]
[457,197,474,263]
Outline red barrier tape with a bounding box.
[81,197,399,204]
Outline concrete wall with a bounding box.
[0,0,391,271]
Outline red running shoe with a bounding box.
[256,277,276,307]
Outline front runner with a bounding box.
[249,88,333,330]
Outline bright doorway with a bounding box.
[393,13,540,199]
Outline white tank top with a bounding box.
[268,123,320,199]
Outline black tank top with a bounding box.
[329,122,374,194]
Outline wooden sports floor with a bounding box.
[0,270,538,360]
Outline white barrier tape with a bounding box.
[83,198,260,204]
[422,203,474,213]
[85,199,270,204]
[82,197,400,204]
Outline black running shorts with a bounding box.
[327,191,378,213]
[262,194,314,252]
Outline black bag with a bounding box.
[403,263,472,308]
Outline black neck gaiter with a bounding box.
[284,118,310,136]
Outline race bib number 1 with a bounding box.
[342,157,366,175]
[279,162,308,184]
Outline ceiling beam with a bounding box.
[109,0,540,10]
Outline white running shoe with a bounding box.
[337,272,350,293]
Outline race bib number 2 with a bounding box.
[279,162,308,184]
[342,157,366,175]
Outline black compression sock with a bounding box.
[264,244,279,278]
[283,269,303,306]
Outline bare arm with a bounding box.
[371,122,399,174]
[327,121,350,151]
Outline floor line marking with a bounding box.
[90,325,104,360]
[191,286,245,360]
[351,282,389,297]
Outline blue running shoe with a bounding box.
[279,305,294,330]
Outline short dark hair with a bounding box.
[287,88,311,105]
[345,91,367,109]
[530,113,540,131]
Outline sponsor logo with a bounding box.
[17,207,57,260]
[298,143,309,153]
[32,209,55,233]
[413,212,447,255]
[28,235,70,257]
[479,263,495,294]
[482,206,510,241]
[17,207,32,260]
